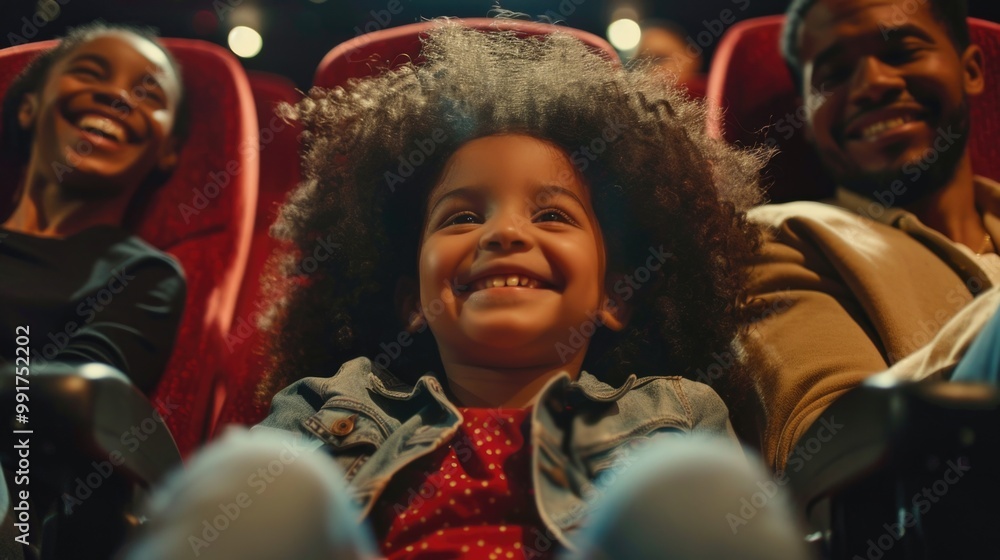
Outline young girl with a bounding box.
[125,20,808,560]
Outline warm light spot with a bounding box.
[227,26,263,58]
[607,18,641,51]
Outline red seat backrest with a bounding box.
[0,39,259,457]
[213,72,303,432]
[706,16,1000,203]
[314,18,619,89]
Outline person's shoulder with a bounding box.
[624,375,728,413]
[113,231,185,278]
[748,200,860,227]
[612,376,733,433]
[748,199,895,250]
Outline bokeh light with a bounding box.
[607,18,642,51]
[227,26,263,58]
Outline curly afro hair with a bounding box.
[257,20,768,406]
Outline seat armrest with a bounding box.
[788,378,1000,510]
[0,362,182,489]
[787,378,1000,557]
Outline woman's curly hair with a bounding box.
[257,21,767,405]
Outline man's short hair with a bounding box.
[781,0,971,90]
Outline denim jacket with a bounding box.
[254,357,740,551]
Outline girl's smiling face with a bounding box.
[417,133,619,370]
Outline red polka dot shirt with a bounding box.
[372,407,554,559]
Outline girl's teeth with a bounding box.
[470,275,543,291]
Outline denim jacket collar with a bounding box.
[365,362,641,408]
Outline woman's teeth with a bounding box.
[76,114,127,142]
[472,275,540,291]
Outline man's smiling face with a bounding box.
[798,0,983,202]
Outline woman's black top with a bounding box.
[0,225,186,394]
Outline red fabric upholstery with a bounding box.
[0,39,258,458]
[968,19,1000,186]
[706,16,1000,203]
[314,18,619,89]
[214,72,303,431]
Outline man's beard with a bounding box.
[836,100,971,208]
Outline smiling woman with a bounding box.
[0,22,188,394]
[2,22,189,230]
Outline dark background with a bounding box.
[2,0,999,88]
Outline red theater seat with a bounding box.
[706,16,1000,203]
[0,39,258,457]
[314,18,619,89]
[213,72,303,432]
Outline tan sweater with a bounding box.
[746,177,1000,470]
